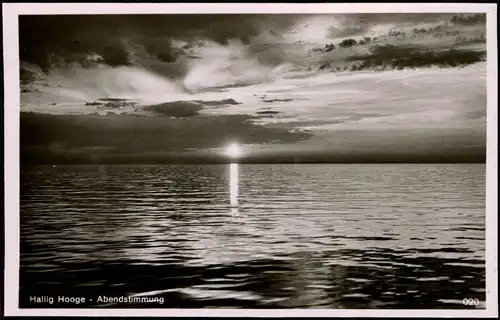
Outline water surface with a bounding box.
[20,164,486,308]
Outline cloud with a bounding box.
[20,112,312,164]
[143,101,203,117]
[19,15,299,69]
[17,14,487,164]
[20,108,486,164]
[20,14,486,73]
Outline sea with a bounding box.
[19,164,486,309]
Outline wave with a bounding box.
[20,14,486,102]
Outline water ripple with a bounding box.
[20,164,485,308]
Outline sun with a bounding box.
[225,143,242,158]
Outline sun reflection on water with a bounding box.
[229,163,239,216]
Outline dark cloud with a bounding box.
[143,101,203,117]
[19,14,301,70]
[246,128,486,164]
[19,13,486,81]
[343,46,485,71]
[20,111,485,164]
[17,14,487,165]
[237,149,486,164]
[20,112,312,164]
[194,99,241,106]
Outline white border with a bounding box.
[3,3,498,318]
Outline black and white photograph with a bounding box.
[3,3,498,317]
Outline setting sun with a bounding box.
[225,143,242,158]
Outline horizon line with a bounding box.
[20,161,487,165]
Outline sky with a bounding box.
[19,13,487,164]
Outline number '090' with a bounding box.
[462,298,480,306]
